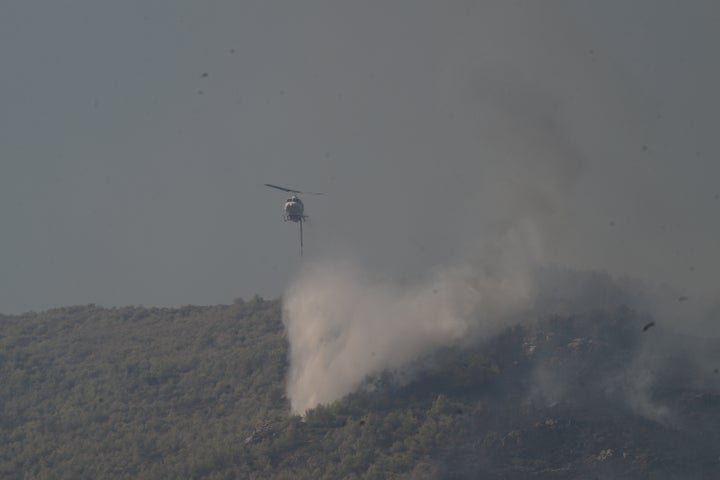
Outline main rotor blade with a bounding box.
[264,183,325,195]
[264,183,301,194]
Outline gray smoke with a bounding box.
[281,55,594,413]
[281,78,589,413]
[279,2,720,415]
[284,220,544,413]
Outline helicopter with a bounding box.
[264,183,324,256]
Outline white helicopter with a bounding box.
[264,183,324,256]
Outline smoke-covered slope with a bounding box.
[285,302,720,479]
[1,288,719,479]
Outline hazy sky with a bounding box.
[1,1,718,314]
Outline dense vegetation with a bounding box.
[1,298,285,479]
[2,297,719,479]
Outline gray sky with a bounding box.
[1,1,718,314]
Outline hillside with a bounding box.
[1,297,719,479]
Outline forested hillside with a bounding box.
[2,298,719,479]
[1,298,286,479]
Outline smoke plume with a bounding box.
[281,77,588,414]
[283,223,542,414]
[281,72,590,414]
[278,3,719,415]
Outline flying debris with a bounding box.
[264,184,324,256]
